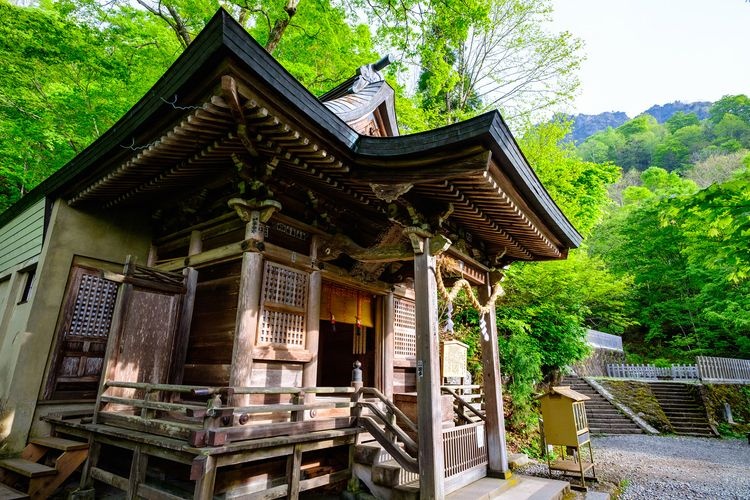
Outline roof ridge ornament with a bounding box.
[352,54,393,93]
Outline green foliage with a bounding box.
[518,120,619,235]
[355,0,582,125]
[0,1,180,210]
[665,111,700,133]
[590,166,750,361]
[709,94,750,125]
[257,0,378,95]
[578,95,750,174]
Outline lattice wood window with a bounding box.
[46,266,119,399]
[257,261,308,348]
[394,297,416,358]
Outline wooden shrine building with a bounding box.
[0,9,581,499]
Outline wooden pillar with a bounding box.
[193,456,217,500]
[383,292,395,399]
[302,273,322,389]
[414,238,445,499]
[374,295,384,392]
[230,213,264,405]
[479,274,510,478]
[127,446,148,500]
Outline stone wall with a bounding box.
[572,347,625,377]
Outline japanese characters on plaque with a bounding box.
[441,340,468,379]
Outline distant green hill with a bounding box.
[575,95,750,173]
[567,100,713,143]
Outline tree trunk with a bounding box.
[265,0,300,54]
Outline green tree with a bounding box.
[355,0,582,126]
[590,167,750,361]
[518,120,619,235]
[614,114,665,171]
[0,1,180,210]
[665,111,700,134]
[712,113,750,150]
[709,94,750,125]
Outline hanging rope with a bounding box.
[435,256,504,316]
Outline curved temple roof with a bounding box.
[0,8,581,263]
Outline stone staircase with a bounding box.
[648,382,715,437]
[353,442,570,500]
[561,376,643,435]
[0,436,89,499]
[353,442,421,500]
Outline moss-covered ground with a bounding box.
[699,384,750,438]
[596,379,673,433]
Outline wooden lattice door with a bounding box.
[45,266,119,399]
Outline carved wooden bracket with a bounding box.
[228,198,282,223]
[318,229,451,263]
[370,182,413,202]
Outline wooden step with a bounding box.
[0,458,56,478]
[0,482,29,499]
[29,437,89,452]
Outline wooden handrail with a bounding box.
[358,401,418,456]
[441,386,486,423]
[349,387,420,473]
[357,387,418,434]
[359,417,418,473]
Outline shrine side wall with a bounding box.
[1,200,151,453]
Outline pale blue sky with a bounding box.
[550,0,750,116]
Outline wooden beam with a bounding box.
[479,274,510,478]
[205,417,354,446]
[230,215,265,407]
[127,446,148,500]
[318,232,451,264]
[91,466,129,491]
[414,238,445,499]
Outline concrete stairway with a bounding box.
[0,436,89,499]
[648,382,715,437]
[561,376,643,435]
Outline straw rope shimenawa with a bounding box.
[435,255,505,315]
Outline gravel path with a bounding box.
[519,435,750,499]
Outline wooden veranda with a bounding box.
[45,378,493,498]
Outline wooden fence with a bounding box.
[607,357,750,383]
[442,422,487,480]
[696,356,750,383]
[606,363,698,380]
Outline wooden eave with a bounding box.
[0,7,581,264]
